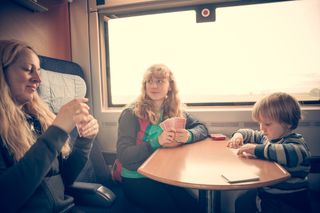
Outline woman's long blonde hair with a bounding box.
[0,40,70,161]
[133,64,184,124]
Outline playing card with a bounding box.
[160,118,171,130]
[174,117,186,129]
[160,122,167,131]
[164,117,175,130]
[76,123,82,137]
[160,117,186,130]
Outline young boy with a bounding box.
[228,92,311,213]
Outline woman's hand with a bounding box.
[52,98,89,133]
[227,132,244,148]
[76,114,99,139]
[174,129,190,143]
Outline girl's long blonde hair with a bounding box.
[133,64,184,124]
[0,40,70,161]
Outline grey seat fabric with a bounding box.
[39,55,115,202]
[39,56,145,212]
[39,56,111,183]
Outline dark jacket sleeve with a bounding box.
[117,108,154,171]
[184,111,209,142]
[61,136,93,185]
[0,126,68,212]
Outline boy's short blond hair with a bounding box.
[252,92,301,130]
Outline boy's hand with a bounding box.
[227,133,244,148]
[237,144,257,158]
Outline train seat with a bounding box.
[309,156,320,213]
[39,55,116,211]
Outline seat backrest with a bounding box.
[40,56,85,78]
[39,55,111,185]
[310,156,320,173]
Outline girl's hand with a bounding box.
[174,129,190,143]
[227,133,244,148]
[158,129,176,145]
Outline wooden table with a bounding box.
[138,139,290,213]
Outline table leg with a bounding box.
[199,190,213,213]
[199,190,221,213]
[214,190,221,213]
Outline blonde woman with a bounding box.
[117,64,208,213]
[0,40,99,212]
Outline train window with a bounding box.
[104,0,320,107]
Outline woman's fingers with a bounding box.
[77,115,99,139]
[53,98,91,133]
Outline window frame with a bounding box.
[101,1,320,107]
